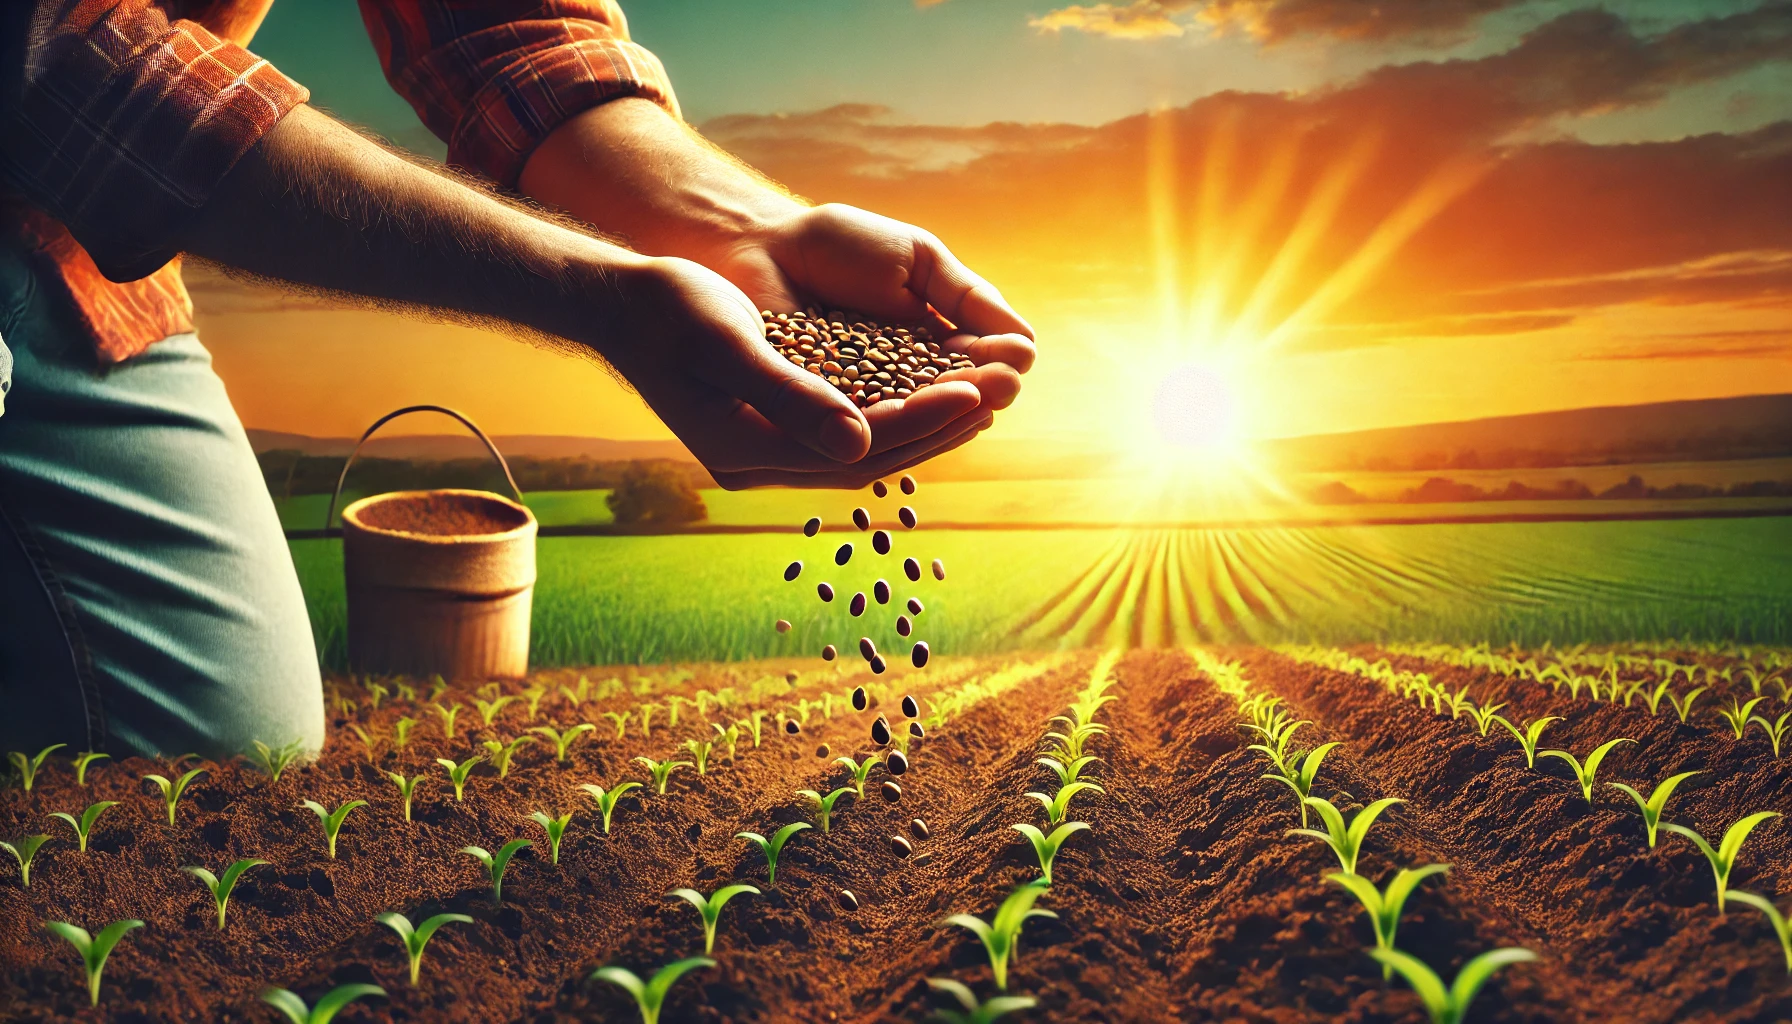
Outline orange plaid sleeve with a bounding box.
[358,0,680,188]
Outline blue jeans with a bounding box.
[0,239,323,759]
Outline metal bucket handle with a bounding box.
[323,404,525,531]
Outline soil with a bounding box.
[2,647,1789,1023]
[352,492,531,537]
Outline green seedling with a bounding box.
[427,675,448,702]
[1040,720,1107,762]
[639,702,663,739]
[635,756,694,795]
[736,821,811,886]
[1727,891,1792,973]
[144,767,206,825]
[1718,696,1767,740]
[1024,781,1104,828]
[393,716,417,750]
[1288,796,1405,876]
[1663,811,1781,912]
[1667,685,1707,724]
[835,754,881,798]
[10,743,66,791]
[531,723,597,762]
[1370,947,1537,1024]
[1246,717,1309,776]
[1463,703,1507,737]
[1538,738,1634,803]
[683,738,714,775]
[580,781,644,833]
[799,786,855,832]
[47,919,143,1006]
[72,751,110,786]
[302,799,367,859]
[49,801,118,852]
[377,911,474,986]
[1493,715,1560,769]
[668,884,761,953]
[1443,685,1475,719]
[666,695,687,728]
[183,858,266,929]
[742,710,769,748]
[433,702,463,739]
[461,838,531,906]
[482,735,536,778]
[530,810,574,863]
[1011,821,1089,885]
[1608,771,1701,848]
[348,725,378,762]
[247,739,306,782]
[436,754,484,801]
[384,771,426,822]
[940,882,1056,991]
[1641,680,1672,716]
[1749,710,1792,757]
[3,834,52,886]
[522,684,549,721]
[604,710,632,739]
[365,682,389,710]
[261,984,388,1024]
[591,958,714,1024]
[711,721,741,762]
[561,676,594,708]
[925,978,1039,1023]
[1326,864,1450,978]
[1036,755,1100,787]
[474,695,516,727]
[1262,742,1339,827]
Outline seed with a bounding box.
[900,475,916,495]
[838,889,859,911]
[871,654,887,674]
[911,641,930,668]
[901,694,919,718]
[852,507,870,530]
[817,744,831,758]
[886,749,910,775]
[871,716,891,745]
[803,517,821,537]
[850,592,867,616]
[836,543,853,566]
[903,557,921,582]
[907,597,924,615]
[897,615,912,637]
[859,637,877,661]
[852,686,868,711]
[931,558,946,581]
[873,480,888,498]
[881,780,902,803]
[784,560,803,581]
[823,644,837,661]
[785,718,801,735]
[911,818,930,840]
[909,721,925,739]
[775,619,792,634]
[874,579,891,604]
[890,835,913,858]
[898,506,917,529]
[787,671,800,684]
[817,582,835,602]
[872,530,891,555]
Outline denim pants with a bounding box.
[0,239,323,759]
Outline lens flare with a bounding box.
[1153,364,1236,449]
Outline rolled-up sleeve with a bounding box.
[0,2,309,282]
[358,0,679,188]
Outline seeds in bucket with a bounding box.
[775,619,791,634]
[872,530,892,555]
[931,558,946,581]
[784,561,803,582]
[852,507,870,530]
[836,543,853,566]
[859,637,877,661]
[881,780,902,803]
[887,749,909,775]
[907,597,924,615]
[873,480,889,498]
[851,686,868,711]
[803,517,821,537]
[898,507,917,529]
[871,717,891,745]
[761,308,972,409]
[896,615,912,637]
[900,475,916,495]
[911,641,930,668]
[817,582,835,602]
[850,592,867,616]
[822,644,837,661]
[901,694,919,718]
[903,557,921,582]
[874,579,891,604]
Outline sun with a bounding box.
[1152,362,1240,451]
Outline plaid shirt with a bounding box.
[0,1,676,363]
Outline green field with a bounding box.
[289,516,1792,670]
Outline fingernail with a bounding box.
[820,412,869,461]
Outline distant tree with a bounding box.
[607,462,707,526]
[1308,481,1367,505]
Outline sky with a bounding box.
[196,0,1792,452]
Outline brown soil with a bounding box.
[353,492,531,537]
[1,648,1788,1023]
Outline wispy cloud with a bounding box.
[1031,2,1193,40]
[1026,0,1534,43]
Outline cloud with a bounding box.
[1030,2,1192,39]
[1025,0,1531,43]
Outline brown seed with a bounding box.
[852,507,870,531]
[900,475,917,495]
[911,641,930,668]
[901,694,919,718]
[872,530,891,555]
[874,579,891,604]
[852,686,868,711]
[784,560,803,582]
[911,818,930,840]
[890,835,914,858]
[850,592,867,616]
[907,597,924,615]
[871,654,887,674]
[886,749,910,775]
[896,615,912,637]
[859,637,877,661]
[817,743,831,758]
[838,889,859,911]
[817,582,835,602]
[803,517,821,537]
[871,716,891,745]
[787,671,800,684]
[903,557,921,582]
[873,481,888,498]
[785,718,801,735]
[775,619,792,634]
[909,721,925,739]
[898,506,917,529]
[931,558,946,581]
[836,543,853,566]
[822,644,837,661]
[881,780,902,803]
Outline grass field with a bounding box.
[290,515,1792,670]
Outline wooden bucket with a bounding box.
[327,406,536,680]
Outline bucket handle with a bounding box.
[323,405,525,531]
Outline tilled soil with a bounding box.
[1,648,1788,1023]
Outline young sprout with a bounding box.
[635,755,694,795]
[522,684,549,722]
[683,738,714,775]
[1537,737,1634,803]
[1261,742,1339,828]
[49,801,118,853]
[711,721,741,762]
[1039,720,1106,762]
[1662,810,1782,912]
[183,858,266,929]
[384,771,427,822]
[1607,771,1701,848]
[261,984,388,1024]
[1288,796,1405,876]
[736,821,812,886]
[1718,696,1767,740]
[46,919,144,1006]
[460,838,532,906]
[1727,891,1792,974]
[529,810,574,864]
[1462,702,1507,737]
[561,675,594,708]
[474,695,517,728]
[302,799,368,859]
[799,786,856,832]
[667,884,761,953]
[2,834,52,886]
[1748,709,1792,757]
[393,716,417,750]
[247,739,305,781]
[365,682,389,710]
[72,751,110,787]
[1442,685,1475,720]
[1667,685,1707,724]
[590,958,715,1024]
[436,754,484,801]
[940,882,1057,991]
[347,725,379,762]
[531,723,597,763]
[9,743,66,791]
[741,710,768,748]
[925,977,1039,1023]
[639,702,663,739]
[144,767,206,825]
[580,781,644,833]
[433,702,463,739]
[1493,715,1560,769]
[1326,864,1450,978]
[604,710,632,739]
[1010,821,1089,885]
[835,754,882,798]
[377,911,474,986]
[1024,781,1104,828]
[1371,947,1537,1024]
[1036,755,1101,788]
[482,735,536,778]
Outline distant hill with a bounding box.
[247,430,693,464]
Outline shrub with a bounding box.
[2,834,52,887]
[667,884,761,953]
[461,839,532,906]
[183,858,267,930]
[940,883,1056,991]
[49,801,118,853]
[261,984,388,1024]
[301,799,367,859]
[580,781,644,833]
[377,911,474,986]
[606,461,707,526]
[1011,822,1090,885]
[590,957,715,1024]
[1288,796,1404,876]
[1370,947,1536,1024]
[1607,771,1701,848]
[1662,811,1781,912]
[1326,864,1450,977]
[736,822,811,886]
[46,919,143,1006]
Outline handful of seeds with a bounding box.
[763,308,974,408]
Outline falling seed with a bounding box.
[911,818,930,840]
[803,517,822,537]
[850,592,867,616]
[838,889,859,911]
[775,619,792,634]
[852,686,868,711]
[911,641,930,668]
[873,530,892,555]
[897,615,912,637]
[859,637,877,661]
[873,481,889,498]
[822,644,838,661]
[900,475,916,495]
[871,654,887,674]
[874,579,891,604]
[907,597,924,615]
[784,560,804,582]
[836,543,854,566]
[909,721,925,739]
[785,718,801,735]
[931,558,946,581]
[899,507,917,529]
[817,743,831,758]
[871,716,891,745]
[886,749,910,775]
[890,835,914,858]
[786,671,800,684]
[881,780,902,803]
[852,507,870,530]
[903,557,921,582]
[817,582,835,602]
[901,694,919,718]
